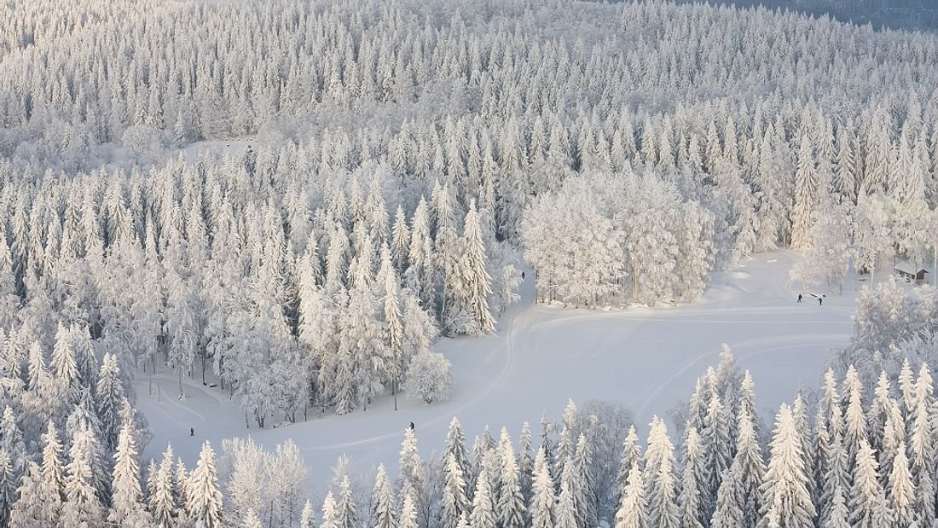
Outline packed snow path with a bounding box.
[136,251,855,490]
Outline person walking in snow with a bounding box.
[818,297,823,306]
[409,421,415,430]
[521,271,525,280]
[797,293,802,303]
[190,427,194,437]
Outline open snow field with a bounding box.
[135,251,856,491]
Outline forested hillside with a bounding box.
[657,0,938,32]
[0,0,937,526]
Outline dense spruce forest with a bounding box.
[0,0,936,527]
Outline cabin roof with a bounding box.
[895,262,929,275]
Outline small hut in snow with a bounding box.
[895,261,929,284]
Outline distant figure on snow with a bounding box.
[190,427,194,437]
[521,271,525,280]
[818,297,823,306]
[409,421,415,430]
[797,294,802,303]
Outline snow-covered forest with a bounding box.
[661,0,938,32]
[1,0,938,526]
[12,342,938,528]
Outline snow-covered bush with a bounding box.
[404,352,452,404]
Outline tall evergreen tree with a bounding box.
[61,425,105,528]
[645,418,678,528]
[678,427,705,528]
[614,463,645,528]
[849,440,892,528]
[441,453,469,528]
[710,467,743,528]
[109,421,149,526]
[758,404,815,528]
[38,421,65,526]
[371,465,396,528]
[469,465,496,528]
[497,432,526,528]
[186,442,223,528]
[530,448,556,528]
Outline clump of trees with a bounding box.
[521,171,715,307]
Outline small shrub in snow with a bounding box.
[405,352,452,404]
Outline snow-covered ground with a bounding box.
[135,251,856,492]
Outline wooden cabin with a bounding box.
[895,262,930,284]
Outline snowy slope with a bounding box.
[135,251,855,493]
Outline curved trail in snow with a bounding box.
[138,251,857,489]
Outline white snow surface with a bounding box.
[135,251,855,493]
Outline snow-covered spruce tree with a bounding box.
[733,407,765,528]
[0,450,14,527]
[644,417,678,528]
[791,396,816,509]
[61,425,105,528]
[51,322,79,402]
[573,434,598,528]
[446,201,495,336]
[186,442,224,528]
[300,499,315,528]
[109,421,150,527]
[321,492,339,528]
[867,372,893,456]
[441,453,470,528]
[529,448,556,528]
[378,244,407,407]
[614,463,646,528]
[758,404,815,528]
[497,432,526,528]
[887,443,915,528]
[518,422,535,506]
[399,427,423,493]
[96,352,125,449]
[371,465,396,528]
[405,197,434,307]
[822,484,850,528]
[398,486,418,528]
[8,462,45,528]
[242,508,263,528]
[701,392,731,519]
[556,463,578,528]
[149,445,178,528]
[470,463,497,528]
[335,472,358,528]
[710,467,743,528]
[849,440,892,528]
[790,132,818,250]
[444,418,471,487]
[38,421,65,526]
[614,425,641,514]
[678,427,706,528]
[842,365,867,465]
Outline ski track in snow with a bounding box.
[135,250,858,494]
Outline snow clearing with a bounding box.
[136,251,856,490]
